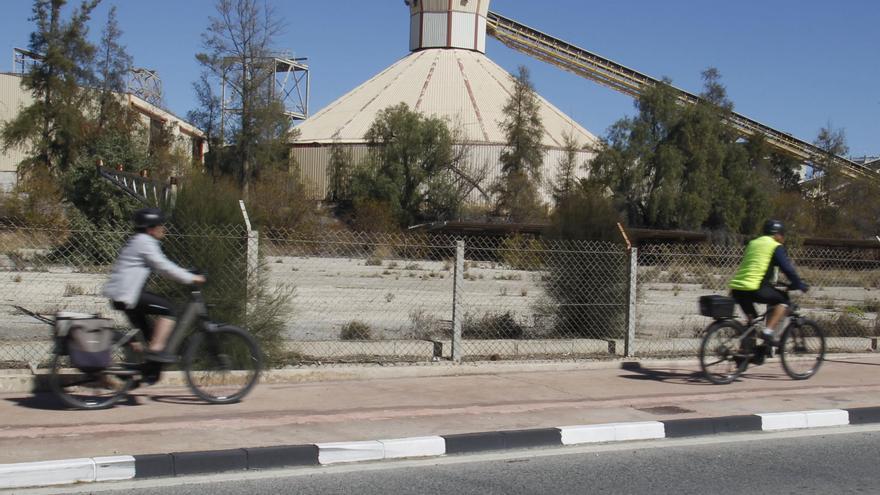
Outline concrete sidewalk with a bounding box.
[1,354,880,466]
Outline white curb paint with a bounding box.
[317,440,385,465]
[559,424,617,445]
[758,409,849,431]
[380,436,446,459]
[759,412,808,430]
[93,455,136,482]
[558,421,665,445]
[0,458,95,489]
[612,421,666,441]
[805,409,849,428]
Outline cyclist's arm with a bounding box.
[141,238,196,285]
[773,246,807,291]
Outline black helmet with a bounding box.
[762,219,785,236]
[133,208,165,230]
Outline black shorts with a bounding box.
[112,292,176,341]
[731,286,789,320]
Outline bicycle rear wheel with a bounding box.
[182,325,262,404]
[49,348,135,410]
[780,319,825,380]
[699,321,750,384]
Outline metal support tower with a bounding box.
[486,11,878,182]
[128,67,164,107]
[12,48,41,74]
[220,53,310,143]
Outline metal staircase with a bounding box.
[96,165,174,207]
[486,11,877,181]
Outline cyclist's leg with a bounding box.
[130,292,176,350]
[730,290,758,323]
[124,292,177,364]
[755,286,788,332]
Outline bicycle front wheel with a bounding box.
[780,319,825,380]
[699,320,750,384]
[183,325,262,404]
[49,352,134,410]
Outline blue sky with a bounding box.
[1,0,878,157]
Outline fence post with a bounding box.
[451,239,464,362]
[624,247,638,358]
[240,200,258,317]
[247,230,259,308]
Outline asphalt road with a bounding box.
[24,426,880,495]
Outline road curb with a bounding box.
[0,406,867,489]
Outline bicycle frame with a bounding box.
[162,290,210,356]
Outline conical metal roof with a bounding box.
[292,48,597,149]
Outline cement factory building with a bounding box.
[291,0,597,203]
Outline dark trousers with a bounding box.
[112,291,176,342]
[731,286,789,321]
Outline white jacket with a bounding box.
[103,233,195,308]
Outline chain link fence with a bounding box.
[635,244,880,357]
[1,220,878,368]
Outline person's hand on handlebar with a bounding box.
[788,282,810,293]
[192,274,207,285]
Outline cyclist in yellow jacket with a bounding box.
[729,220,809,343]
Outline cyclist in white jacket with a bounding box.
[103,208,205,363]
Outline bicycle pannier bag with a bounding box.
[66,318,114,371]
[699,295,735,319]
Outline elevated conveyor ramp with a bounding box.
[486,11,878,182]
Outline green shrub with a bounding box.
[163,173,292,367]
[543,243,628,339]
[63,284,86,297]
[861,298,880,313]
[462,311,524,339]
[816,313,871,338]
[499,234,544,270]
[407,309,447,340]
[340,320,372,340]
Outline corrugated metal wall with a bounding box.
[0,73,204,191]
[0,74,34,191]
[292,143,594,205]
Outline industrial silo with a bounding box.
[291,0,597,205]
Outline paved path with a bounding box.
[1,354,879,463]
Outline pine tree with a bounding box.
[1,0,100,179]
[94,5,131,133]
[551,132,581,207]
[195,0,289,198]
[493,66,546,222]
[327,132,352,202]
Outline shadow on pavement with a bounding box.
[5,393,140,410]
[4,394,67,410]
[619,362,707,384]
[824,359,880,367]
[149,394,207,405]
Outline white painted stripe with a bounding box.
[316,440,385,465]
[559,421,665,445]
[611,422,666,441]
[0,458,95,489]
[806,409,849,428]
[559,424,616,445]
[759,410,849,431]
[93,455,136,482]
[759,412,808,431]
[379,436,446,459]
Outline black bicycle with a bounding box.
[698,285,826,384]
[31,285,262,410]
